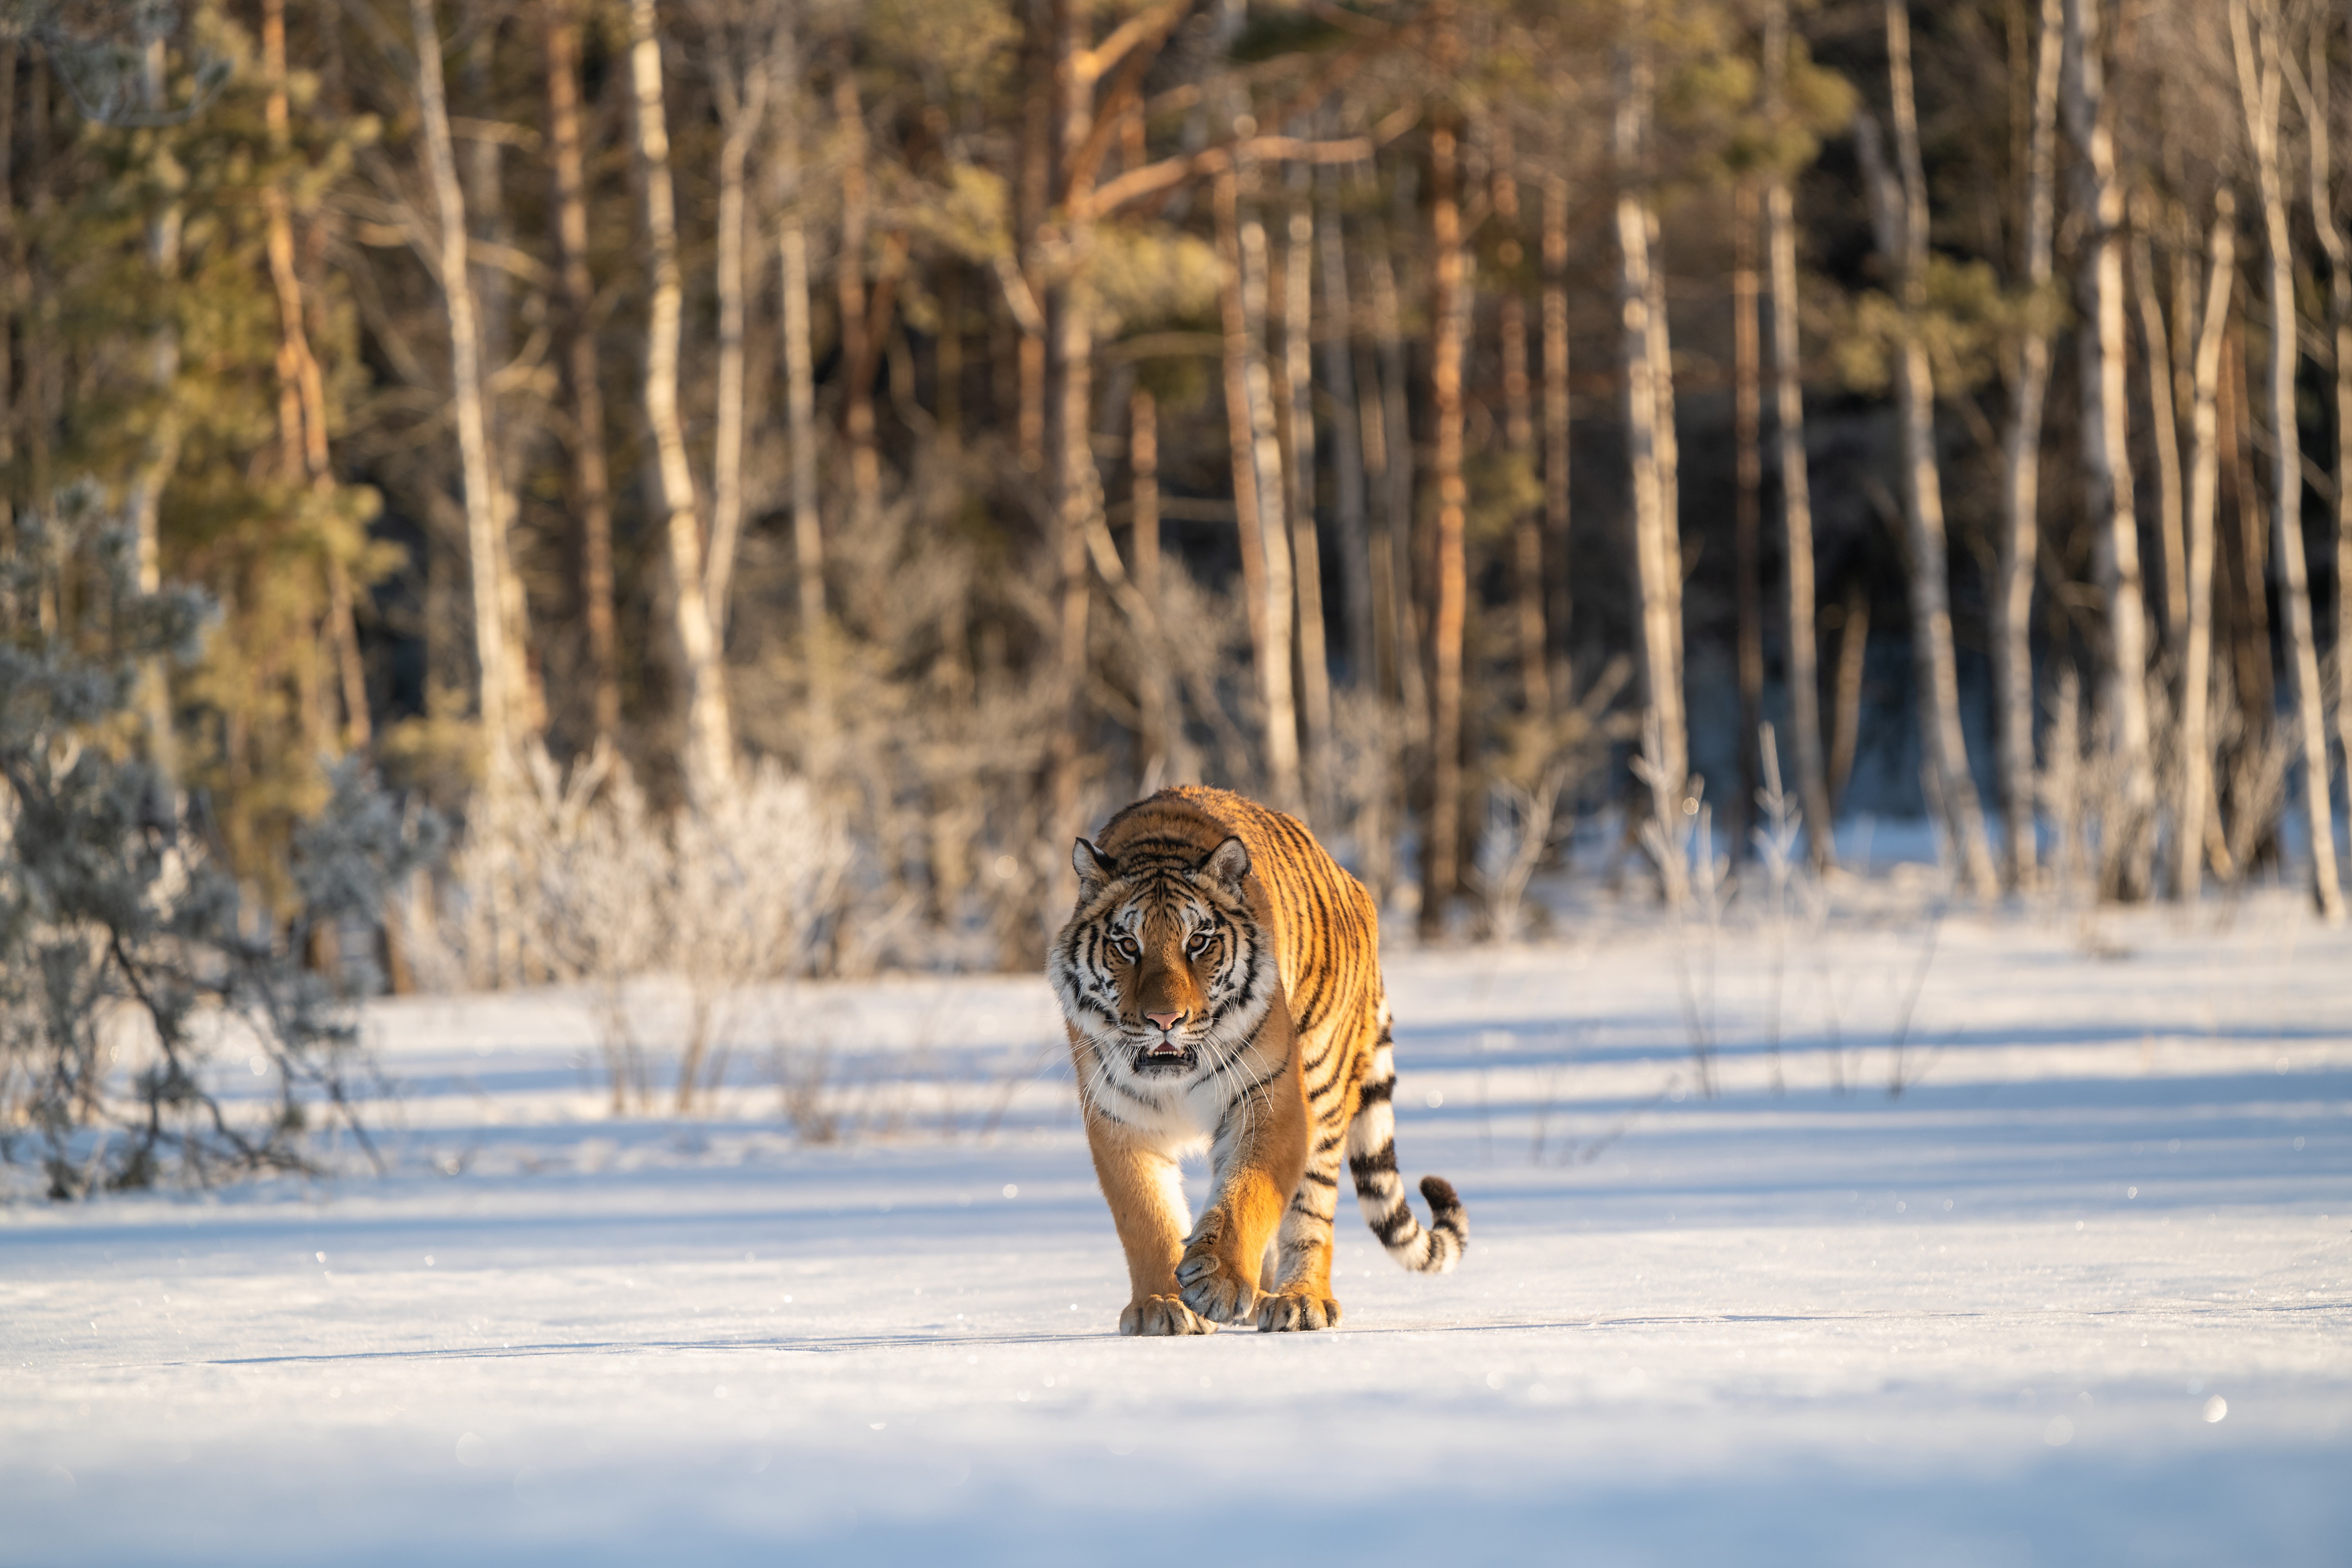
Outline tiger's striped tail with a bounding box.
[1345,1009,1466,1273]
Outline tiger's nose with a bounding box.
[1145,1010,1185,1032]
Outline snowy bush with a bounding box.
[408,744,849,1114]
[0,486,438,1199]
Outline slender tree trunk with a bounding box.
[706,41,769,640]
[0,42,14,534]
[1216,169,1273,764]
[1370,193,1426,739]
[264,0,367,750]
[2063,0,2157,898]
[543,0,618,744]
[628,0,734,802]
[1496,135,1547,719]
[2133,222,2186,649]
[1422,119,1468,939]
[1016,29,1051,474]
[1542,170,1572,691]
[1830,582,1871,810]
[127,29,183,783]
[771,23,825,728]
[1130,387,1183,782]
[1045,0,1099,881]
[1617,25,1687,827]
[2178,195,2235,902]
[1317,157,1372,688]
[461,21,540,747]
[1733,176,1763,851]
[834,72,880,531]
[412,0,510,766]
[1995,0,2062,890]
[1864,1,2000,896]
[1283,151,1333,825]
[2302,21,2352,864]
[2232,0,2345,920]
[1218,163,1301,810]
[1764,0,1833,871]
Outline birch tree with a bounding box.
[2230,0,2345,921]
[1862,0,1998,896]
[2177,196,2235,902]
[2063,0,2157,900]
[629,0,735,804]
[411,0,513,770]
[1995,0,2063,890]
[1617,15,1688,830]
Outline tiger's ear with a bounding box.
[1198,835,1250,891]
[1072,838,1119,897]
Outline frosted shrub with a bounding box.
[417,744,848,1114]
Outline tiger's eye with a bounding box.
[1116,934,1141,959]
[1187,930,1214,954]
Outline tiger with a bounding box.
[1048,785,1466,1335]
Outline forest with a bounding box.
[4,0,2350,1002]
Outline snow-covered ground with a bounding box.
[5,882,2349,1565]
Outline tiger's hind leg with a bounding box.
[1255,1015,1361,1333]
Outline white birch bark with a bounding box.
[1995,0,2063,890]
[629,0,735,803]
[1616,28,1687,819]
[2232,0,2345,920]
[705,24,770,639]
[2178,196,2235,903]
[2062,0,2157,898]
[411,0,510,768]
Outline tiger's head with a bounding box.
[1048,833,1275,1083]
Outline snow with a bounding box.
[5,884,2349,1566]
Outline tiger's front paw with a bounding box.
[1120,1293,1217,1336]
[1254,1291,1341,1333]
[1175,1227,1261,1323]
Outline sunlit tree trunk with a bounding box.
[1129,387,1185,783]
[705,30,770,640]
[1995,0,2062,890]
[2232,0,2344,921]
[1617,23,1687,824]
[1421,118,1468,939]
[544,0,619,744]
[412,0,510,768]
[263,0,367,751]
[2177,196,2235,903]
[1218,163,1301,810]
[629,0,734,802]
[2063,0,2157,898]
[127,25,184,783]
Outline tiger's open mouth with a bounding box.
[1131,1038,1196,1074]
